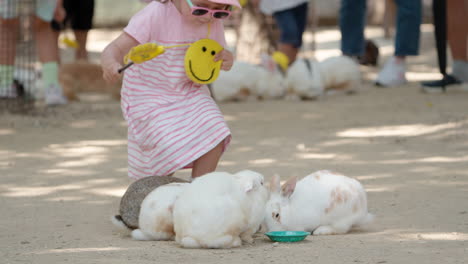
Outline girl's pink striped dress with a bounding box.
[121,1,231,179]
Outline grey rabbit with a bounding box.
[112,175,188,230]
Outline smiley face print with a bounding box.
[184,39,223,85]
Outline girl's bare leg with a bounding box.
[191,141,224,179]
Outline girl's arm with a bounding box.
[101,32,139,83]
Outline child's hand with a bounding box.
[214,49,234,71]
[101,32,140,83]
[102,62,122,84]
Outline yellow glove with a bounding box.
[272,51,289,72]
[124,43,165,64]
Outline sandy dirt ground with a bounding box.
[1,25,467,264]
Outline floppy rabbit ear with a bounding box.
[281,176,297,198]
[269,174,281,193]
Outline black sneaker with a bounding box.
[421,75,463,93]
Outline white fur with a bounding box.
[232,170,269,243]
[131,182,189,241]
[211,55,286,102]
[286,56,361,100]
[173,170,268,248]
[111,215,131,234]
[264,170,374,235]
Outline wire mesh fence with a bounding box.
[0,0,37,113]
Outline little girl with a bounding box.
[101,0,240,180]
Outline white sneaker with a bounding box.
[45,84,68,105]
[375,57,407,87]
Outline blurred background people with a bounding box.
[0,0,68,105]
[340,0,422,87]
[253,0,309,65]
[422,0,468,91]
[52,0,95,61]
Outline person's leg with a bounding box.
[273,3,308,64]
[422,0,468,89]
[74,30,90,60]
[339,0,367,56]
[35,0,67,105]
[376,0,421,87]
[36,18,60,64]
[0,0,19,97]
[70,0,94,61]
[191,141,224,179]
[393,0,422,57]
[447,0,468,82]
[292,2,308,57]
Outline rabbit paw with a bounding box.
[312,226,336,235]
[131,229,152,240]
[240,233,254,244]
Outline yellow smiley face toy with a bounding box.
[184,39,224,85]
[119,39,224,85]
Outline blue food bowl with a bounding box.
[264,231,311,242]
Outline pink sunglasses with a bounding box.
[186,0,232,19]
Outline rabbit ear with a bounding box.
[281,176,297,198]
[270,174,281,193]
[242,180,255,193]
[233,171,258,193]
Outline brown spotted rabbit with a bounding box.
[264,170,374,235]
[112,175,188,230]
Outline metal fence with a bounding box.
[0,0,37,112]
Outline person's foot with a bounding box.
[375,57,407,87]
[421,74,463,93]
[45,84,68,105]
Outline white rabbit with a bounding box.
[264,170,374,235]
[286,56,361,100]
[131,182,189,241]
[285,58,323,100]
[232,170,269,243]
[211,55,286,102]
[173,170,268,248]
[320,56,361,93]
